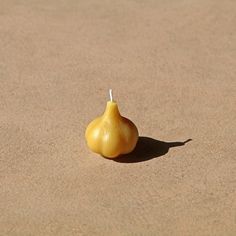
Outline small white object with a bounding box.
[109,89,113,102]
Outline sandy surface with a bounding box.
[0,0,236,235]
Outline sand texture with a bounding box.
[0,0,236,235]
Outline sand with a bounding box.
[0,0,236,235]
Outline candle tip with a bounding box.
[109,89,113,102]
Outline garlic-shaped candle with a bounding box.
[85,89,139,158]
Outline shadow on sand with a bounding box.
[114,136,192,163]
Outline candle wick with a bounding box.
[109,89,113,102]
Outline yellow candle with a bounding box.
[85,89,139,158]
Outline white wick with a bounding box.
[109,89,113,102]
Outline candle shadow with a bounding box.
[114,136,192,163]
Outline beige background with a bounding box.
[0,0,236,235]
